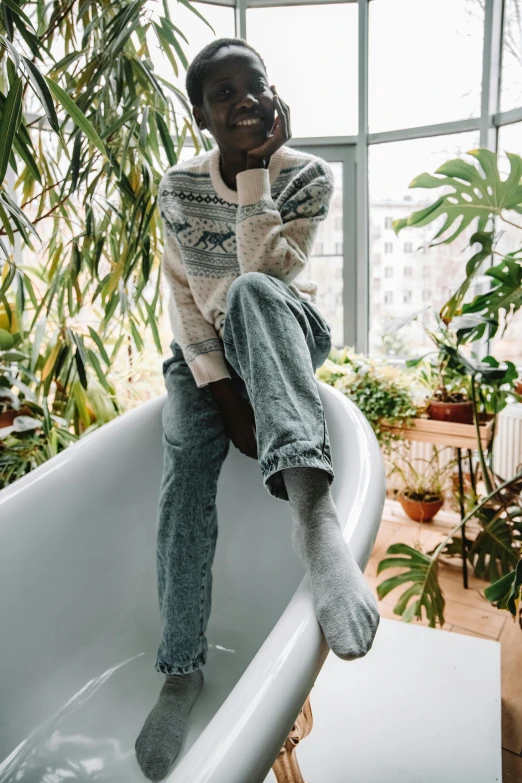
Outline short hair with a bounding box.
[185,37,267,106]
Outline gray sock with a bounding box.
[135,668,203,781]
[283,466,380,661]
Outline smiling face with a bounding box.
[193,46,276,157]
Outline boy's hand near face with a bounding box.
[246,87,291,170]
[208,379,258,459]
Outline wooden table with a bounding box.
[382,416,495,588]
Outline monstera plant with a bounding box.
[377,149,522,629]
[0,0,213,486]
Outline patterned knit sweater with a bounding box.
[158,143,334,388]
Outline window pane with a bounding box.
[300,162,344,346]
[369,0,484,133]
[500,0,522,113]
[491,122,522,367]
[247,5,358,137]
[150,3,235,92]
[369,132,480,357]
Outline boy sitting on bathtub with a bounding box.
[135,37,380,781]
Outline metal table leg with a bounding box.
[457,447,468,589]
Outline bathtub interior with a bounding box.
[0,385,372,783]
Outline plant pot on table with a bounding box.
[398,490,444,523]
[428,399,474,425]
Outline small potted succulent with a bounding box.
[390,447,457,523]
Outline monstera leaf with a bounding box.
[467,506,522,583]
[484,560,522,624]
[440,231,494,323]
[376,543,445,627]
[462,255,522,337]
[393,149,522,246]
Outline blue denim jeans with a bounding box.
[155,272,335,675]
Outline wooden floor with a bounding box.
[364,501,522,782]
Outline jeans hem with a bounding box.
[155,651,206,675]
[261,446,335,501]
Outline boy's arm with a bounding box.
[161,232,231,388]
[235,158,334,284]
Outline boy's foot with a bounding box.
[283,466,380,660]
[135,668,203,781]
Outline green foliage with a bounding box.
[379,472,522,628]
[484,559,522,624]
[378,147,522,629]
[392,149,522,246]
[390,447,457,501]
[316,346,425,453]
[377,543,446,627]
[0,0,210,485]
[393,149,522,341]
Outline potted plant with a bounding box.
[315,346,427,454]
[375,148,522,629]
[384,309,478,424]
[391,447,457,522]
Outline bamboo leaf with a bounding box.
[0,0,34,30]
[21,57,60,135]
[45,77,108,159]
[176,0,215,32]
[155,111,177,166]
[87,348,111,392]
[30,315,46,373]
[0,33,20,71]
[13,130,42,182]
[0,76,23,184]
[144,297,161,352]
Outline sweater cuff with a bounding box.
[236,168,271,206]
[190,350,232,388]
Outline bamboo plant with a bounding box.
[0,0,213,487]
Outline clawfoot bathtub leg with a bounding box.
[272,695,313,783]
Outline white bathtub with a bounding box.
[0,382,385,783]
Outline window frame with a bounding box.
[183,0,521,356]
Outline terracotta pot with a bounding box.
[0,407,33,429]
[515,380,522,396]
[398,490,444,523]
[428,400,474,425]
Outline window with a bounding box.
[369,0,484,133]
[369,131,480,357]
[404,242,413,253]
[385,217,393,229]
[384,291,393,304]
[423,290,430,301]
[247,4,358,137]
[306,162,344,347]
[490,123,522,367]
[384,266,393,278]
[335,217,342,231]
[500,0,522,113]
[384,242,393,254]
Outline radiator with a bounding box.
[493,402,522,480]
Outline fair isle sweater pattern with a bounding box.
[158,144,334,388]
